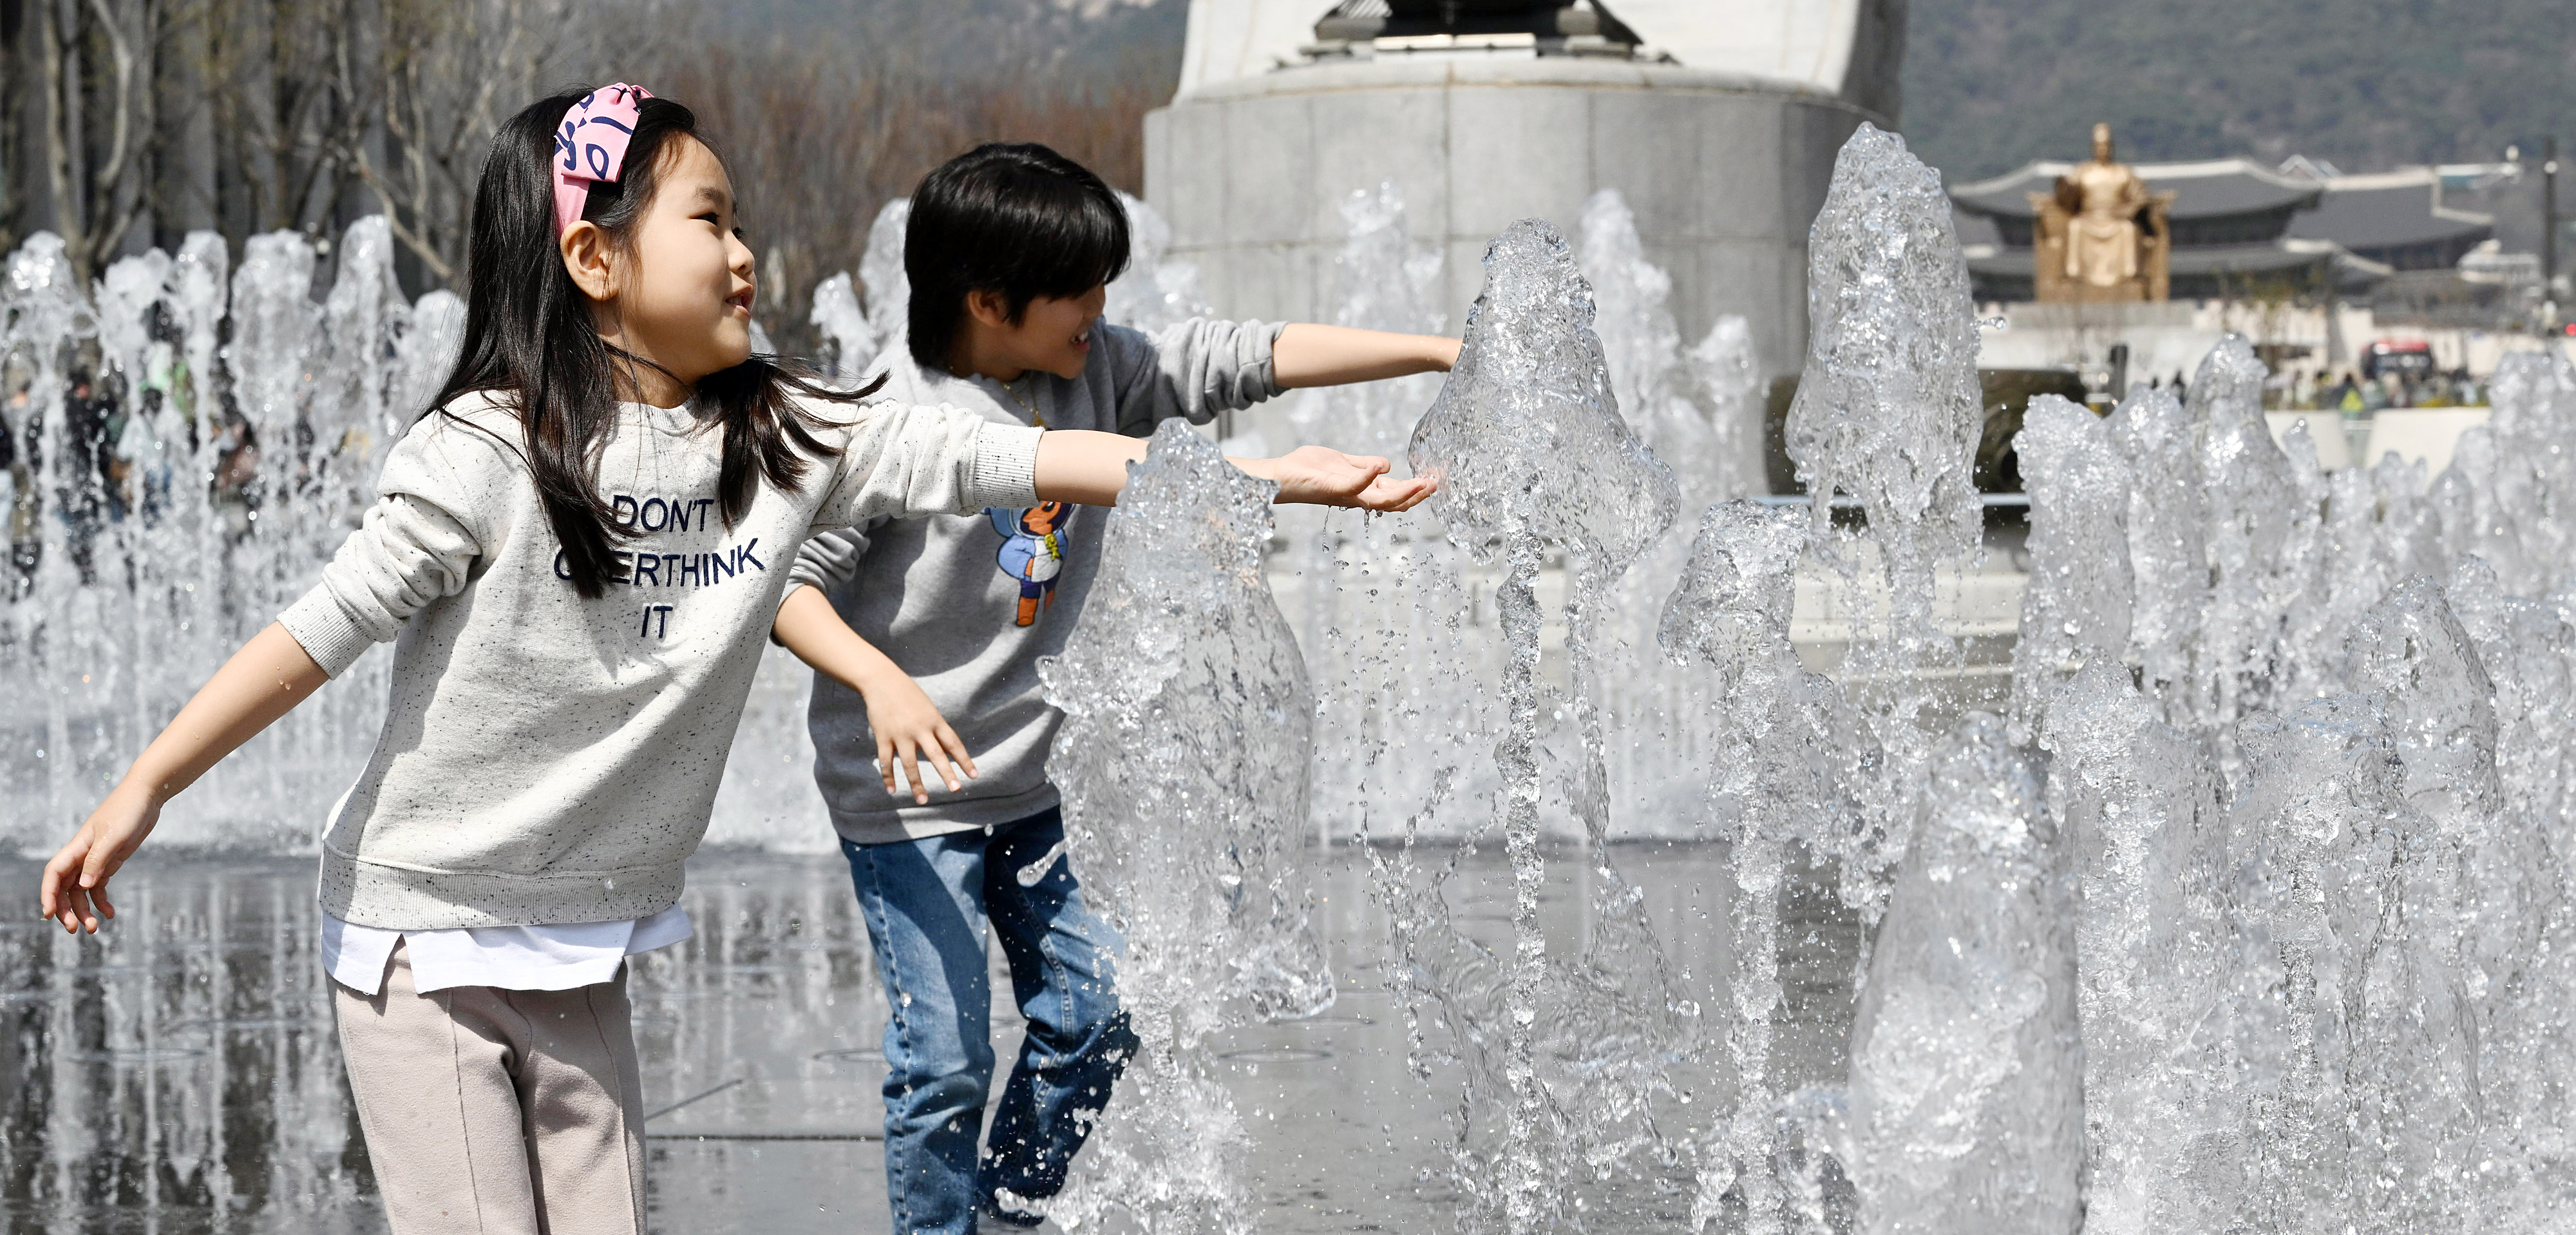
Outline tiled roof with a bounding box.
[1950,158,2324,222]
[2282,171,2492,253]
[1965,238,2391,292]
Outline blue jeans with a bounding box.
[842,807,1137,1234]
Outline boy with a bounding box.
[771,143,1458,1233]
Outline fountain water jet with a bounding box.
[1778,124,1986,926]
[1039,419,1330,1233]
[1656,499,1850,1235]
[1274,183,1475,849]
[1407,217,1680,1230]
[1841,713,2081,1235]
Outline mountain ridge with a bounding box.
[1899,0,2576,182]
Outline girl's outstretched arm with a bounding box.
[39,624,327,933]
[1033,428,1436,511]
[1271,324,1461,388]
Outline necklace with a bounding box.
[999,373,1046,428]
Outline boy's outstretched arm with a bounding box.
[1032,428,1435,511]
[1271,324,1461,388]
[40,623,327,933]
[773,586,976,805]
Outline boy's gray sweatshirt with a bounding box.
[784,318,1284,845]
[278,391,1040,930]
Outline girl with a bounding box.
[35,86,1428,1234]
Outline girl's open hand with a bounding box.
[40,786,161,934]
[1246,446,1437,512]
[866,673,976,805]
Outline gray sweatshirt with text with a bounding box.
[280,391,1039,929]
[784,318,1284,845]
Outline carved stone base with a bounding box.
[2063,280,2148,303]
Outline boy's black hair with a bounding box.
[905,142,1131,371]
[433,90,871,598]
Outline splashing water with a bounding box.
[15,112,2576,1235]
[1580,189,1763,512]
[3,225,439,848]
[806,271,876,385]
[2038,658,2236,1235]
[2009,394,2132,714]
[1656,499,1857,1235]
[1079,119,2576,1235]
[2188,336,2316,764]
[1645,122,2012,1234]
[1778,124,1987,933]
[1581,189,1766,833]
[1038,418,1331,1233]
[1785,125,1982,604]
[1408,217,1680,1230]
[1309,119,2576,1235]
[859,196,911,344]
[2001,340,2576,1230]
[1275,182,1477,848]
[2103,381,2206,719]
[1104,191,1218,336]
[1840,714,2081,1235]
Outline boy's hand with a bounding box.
[1241,446,1437,512]
[41,785,161,934]
[864,673,977,805]
[772,587,974,805]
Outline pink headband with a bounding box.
[553,83,654,236]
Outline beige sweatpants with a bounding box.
[332,943,648,1235]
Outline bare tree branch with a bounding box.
[17,0,1175,311]
[39,1,79,267]
[83,0,133,195]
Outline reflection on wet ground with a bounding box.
[0,843,1861,1233]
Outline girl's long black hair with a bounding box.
[431,90,874,598]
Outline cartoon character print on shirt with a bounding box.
[989,501,1073,627]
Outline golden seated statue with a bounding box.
[2031,124,2174,302]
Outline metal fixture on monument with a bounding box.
[1308,0,1645,56]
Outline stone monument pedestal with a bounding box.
[1143,55,1880,381]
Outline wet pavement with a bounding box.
[0,844,1859,1234]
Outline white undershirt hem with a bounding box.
[321,905,693,996]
